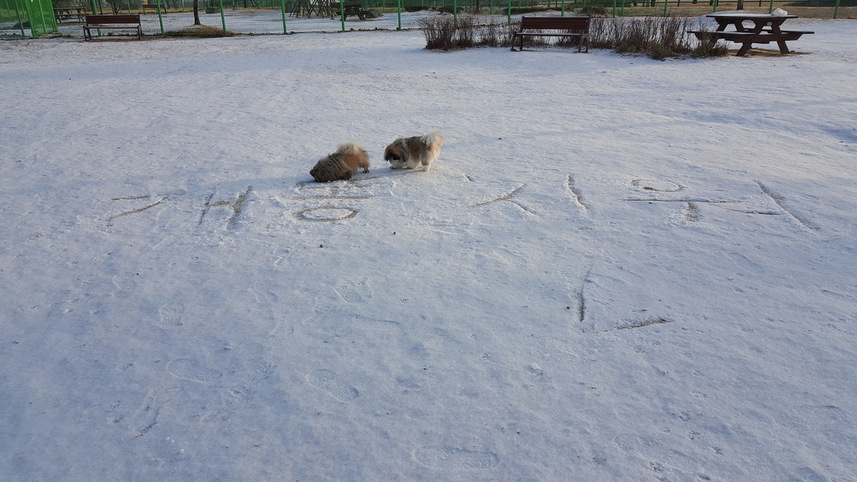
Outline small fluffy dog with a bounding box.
[310,142,370,182]
[384,131,443,170]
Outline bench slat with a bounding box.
[86,14,141,24]
[519,17,589,31]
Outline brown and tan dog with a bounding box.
[383,131,443,171]
[310,142,370,182]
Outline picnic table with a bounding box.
[690,12,814,57]
[330,2,370,20]
[54,7,86,23]
[290,0,336,17]
[290,0,368,19]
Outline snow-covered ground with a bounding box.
[1,15,856,481]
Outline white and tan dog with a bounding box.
[310,142,370,182]
[384,131,443,171]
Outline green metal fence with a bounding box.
[1,0,58,37]
[82,0,857,9]
[2,0,851,38]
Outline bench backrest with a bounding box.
[85,14,141,24]
[520,16,590,32]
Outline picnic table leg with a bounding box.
[735,20,766,56]
[768,21,791,54]
[736,41,753,56]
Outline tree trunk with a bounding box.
[193,0,201,25]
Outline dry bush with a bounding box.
[421,15,726,59]
[590,16,725,59]
[420,15,516,50]
[419,15,459,50]
[165,25,234,38]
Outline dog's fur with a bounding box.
[310,142,370,182]
[384,131,443,170]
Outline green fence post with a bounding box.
[767,0,773,13]
[340,0,345,31]
[156,0,165,34]
[453,0,457,24]
[397,0,402,30]
[662,0,668,16]
[219,0,226,34]
[833,0,840,18]
[13,0,26,37]
[506,0,511,24]
[280,0,288,33]
[612,0,616,17]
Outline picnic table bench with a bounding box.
[689,12,813,56]
[142,4,167,13]
[330,2,370,20]
[512,16,591,53]
[83,14,143,41]
[54,7,86,23]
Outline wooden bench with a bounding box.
[142,4,167,13]
[84,14,143,40]
[512,16,590,52]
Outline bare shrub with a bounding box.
[421,15,517,51]
[590,16,723,59]
[421,15,725,59]
[687,19,729,58]
[419,16,458,50]
[455,15,476,48]
[691,35,729,57]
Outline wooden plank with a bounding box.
[85,14,141,25]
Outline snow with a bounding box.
[1,12,857,481]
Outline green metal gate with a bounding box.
[1,0,58,38]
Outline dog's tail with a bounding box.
[421,131,443,148]
[336,142,367,156]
